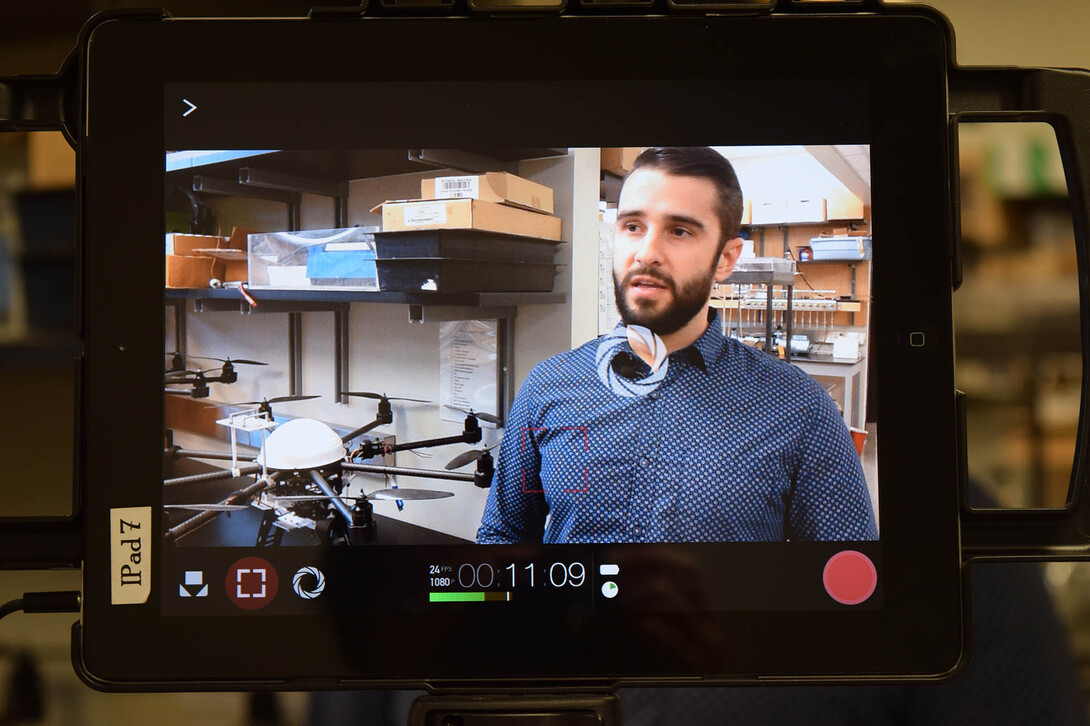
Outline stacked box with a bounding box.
[165,233,227,288]
[369,172,562,293]
[375,198,561,240]
[421,172,554,213]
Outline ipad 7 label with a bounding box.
[111,507,151,605]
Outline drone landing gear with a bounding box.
[407,693,622,726]
[255,510,284,547]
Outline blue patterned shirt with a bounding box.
[477,314,879,544]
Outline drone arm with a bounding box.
[341,416,383,444]
[173,448,258,463]
[309,470,355,525]
[164,475,273,542]
[342,462,474,483]
[379,429,483,456]
[164,464,261,489]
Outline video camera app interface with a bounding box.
[161,137,879,617]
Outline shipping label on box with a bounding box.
[432,176,480,199]
[402,202,449,227]
[421,172,555,214]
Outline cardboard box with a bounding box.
[166,233,229,257]
[601,147,645,177]
[373,198,562,241]
[421,172,554,214]
[166,255,221,288]
[194,228,255,282]
[199,248,249,283]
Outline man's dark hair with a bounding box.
[629,147,744,249]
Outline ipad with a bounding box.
[75,8,963,688]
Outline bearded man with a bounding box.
[477,147,877,544]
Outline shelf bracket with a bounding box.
[192,175,301,205]
[334,304,349,404]
[409,149,520,175]
[407,305,517,324]
[238,167,350,229]
[238,167,349,200]
[166,298,187,360]
[289,313,303,396]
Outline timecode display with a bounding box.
[429,562,587,589]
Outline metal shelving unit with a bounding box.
[165,147,571,409]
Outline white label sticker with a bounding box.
[325,242,372,252]
[111,506,151,605]
[402,202,448,227]
[434,175,480,200]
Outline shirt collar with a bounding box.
[611,308,725,375]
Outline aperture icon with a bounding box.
[292,566,326,600]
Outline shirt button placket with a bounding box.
[631,393,653,543]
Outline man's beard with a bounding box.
[613,264,715,336]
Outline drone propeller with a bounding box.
[368,488,453,501]
[165,353,268,372]
[266,489,453,503]
[342,391,430,403]
[446,443,500,470]
[186,355,269,367]
[445,405,501,426]
[164,503,251,512]
[238,395,320,406]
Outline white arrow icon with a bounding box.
[182,99,197,117]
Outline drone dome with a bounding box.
[259,418,345,471]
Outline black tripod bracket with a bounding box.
[408,693,622,726]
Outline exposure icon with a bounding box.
[292,566,326,600]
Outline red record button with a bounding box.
[822,550,877,606]
[226,556,279,610]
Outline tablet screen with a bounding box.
[79,13,961,685]
[160,139,881,619]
